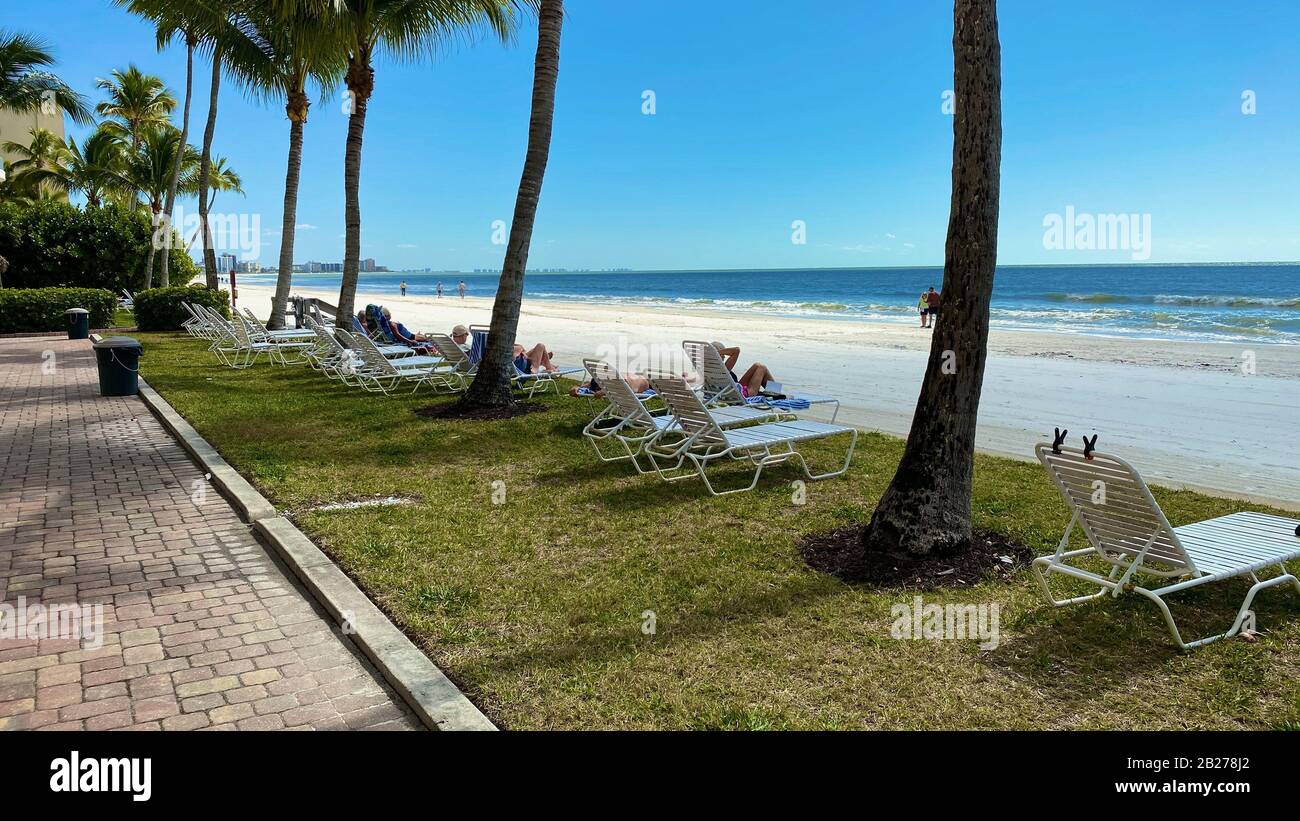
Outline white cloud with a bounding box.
[397,243,417,249]
[296,223,317,230]
[885,232,897,240]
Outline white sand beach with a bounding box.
[237,283,1300,510]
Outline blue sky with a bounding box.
[11,0,1300,270]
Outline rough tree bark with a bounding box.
[336,47,373,328]
[271,91,310,330]
[459,0,564,408]
[199,49,222,290]
[859,0,1002,557]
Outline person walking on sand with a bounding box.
[925,287,942,326]
[436,281,444,299]
[458,280,466,299]
[399,280,407,297]
[918,291,930,328]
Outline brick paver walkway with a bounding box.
[0,338,420,730]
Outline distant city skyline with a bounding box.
[11,1,1299,270]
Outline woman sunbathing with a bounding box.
[514,341,559,374]
[711,341,775,397]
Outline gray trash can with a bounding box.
[66,308,90,340]
[91,336,143,396]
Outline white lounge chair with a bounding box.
[342,330,462,395]
[1033,442,1300,650]
[682,339,840,421]
[241,307,315,341]
[646,373,857,495]
[583,360,794,477]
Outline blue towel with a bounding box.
[469,329,488,365]
[747,395,811,410]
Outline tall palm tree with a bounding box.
[858,0,1002,558]
[329,0,517,326]
[9,126,127,206]
[461,0,562,408]
[113,0,243,288]
[95,65,177,154]
[226,2,345,328]
[0,30,93,124]
[126,125,200,288]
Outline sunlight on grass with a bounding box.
[137,331,1300,729]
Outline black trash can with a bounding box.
[66,308,90,340]
[91,336,143,396]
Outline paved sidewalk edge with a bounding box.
[136,375,496,732]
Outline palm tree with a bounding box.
[858,0,1002,558]
[0,30,93,124]
[126,125,200,288]
[1,127,67,198]
[460,0,563,408]
[111,1,228,286]
[9,126,127,206]
[95,65,177,154]
[329,0,517,327]
[226,1,345,329]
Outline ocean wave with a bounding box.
[1043,292,1300,309]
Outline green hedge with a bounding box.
[134,286,230,331]
[0,199,200,293]
[0,287,117,333]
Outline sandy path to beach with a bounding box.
[236,284,1300,509]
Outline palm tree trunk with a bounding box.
[199,49,222,290]
[336,51,373,328]
[461,0,564,408]
[160,37,195,288]
[858,0,1001,558]
[144,208,160,290]
[272,102,307,331]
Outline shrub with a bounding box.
[0,287,117,333]
[134,285,230,331]
[0,199,199,293]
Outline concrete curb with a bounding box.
[135,375,496,732]
[137,378,277,522]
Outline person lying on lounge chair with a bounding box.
[568,371,651,397]
[353,312,370,334]
[514,341,559,374]
[381,307,428,344]
[711,341,775,397]
[451,324,471,352]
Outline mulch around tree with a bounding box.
[414,401,549,422]
[798,524,1034,590]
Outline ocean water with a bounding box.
[242,263,1300,345]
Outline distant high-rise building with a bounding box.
[217,253,237,273]
[361,258,377,273]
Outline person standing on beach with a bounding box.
[918,291,930,328]
[400,280,407,296]
[458,280,467,300]
[436,281,444,299]
[925,287,942,326]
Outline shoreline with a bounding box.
[236,283,1300,509]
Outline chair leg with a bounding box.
[1031,558,1113,607]
[1137,572,1300,651]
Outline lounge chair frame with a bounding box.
[1033,443,1300,650]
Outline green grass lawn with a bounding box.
[111,308,135,328]
[135,331,1300,729]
